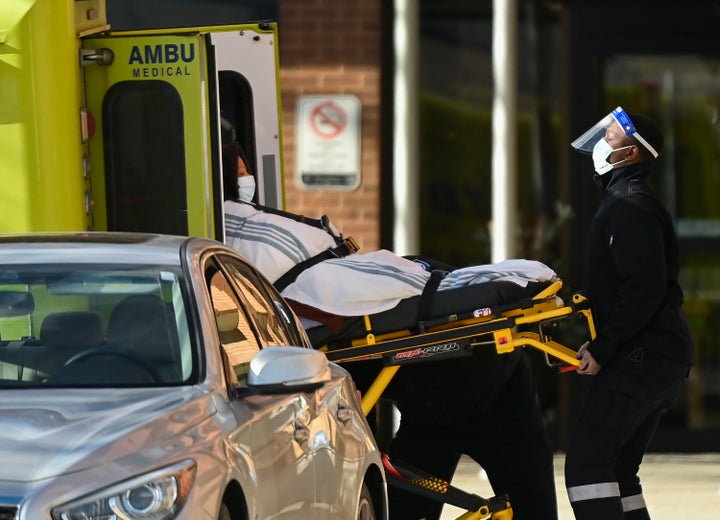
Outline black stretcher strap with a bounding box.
[235,200,360,292]
[274,239,359,292]
[239,200,330,231]
[416,269,448,326]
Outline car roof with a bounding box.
[0,232,209,266]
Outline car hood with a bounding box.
[0,387,216,482]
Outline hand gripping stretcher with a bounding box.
[311,278,597,519]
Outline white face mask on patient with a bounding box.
[237,176,256,202]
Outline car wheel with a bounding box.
[357,482,376,520]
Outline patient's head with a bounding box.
[222,141,255,202]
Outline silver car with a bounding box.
[0,232,387,520]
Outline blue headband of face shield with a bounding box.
[571,106,659,158]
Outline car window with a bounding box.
[218,257,294,347]
[208,269,260,386]
[0,265,192,387]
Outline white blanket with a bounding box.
[224,201,557,316]
[224,201,338,283]
[283,253,556,316]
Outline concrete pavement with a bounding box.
[440,453,720,519]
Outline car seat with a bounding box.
[106,294,182,382]
[36,311,105,376]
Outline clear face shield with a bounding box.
[571,106,659,175]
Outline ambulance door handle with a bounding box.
[80,48,114,67]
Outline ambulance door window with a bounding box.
[219,70,257,177]
[103,80,189,235]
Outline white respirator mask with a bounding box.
[237,176,256,202]
[591,139,632,175]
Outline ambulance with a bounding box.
[1,0,284,237]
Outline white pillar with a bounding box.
[491,0,518,262]
[392,0,419,256]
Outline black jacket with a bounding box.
[585,163,693,367]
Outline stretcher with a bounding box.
[230,203,590,518]
[310,278,597,520]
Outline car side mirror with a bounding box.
[244,346,331,394]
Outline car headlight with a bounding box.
[52,460,196,520]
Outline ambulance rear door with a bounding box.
[83,32,214,237]
[209,23,285,210]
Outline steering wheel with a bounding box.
[63,349,161,382]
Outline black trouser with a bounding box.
[564,352,688,520]
[387,354,558,520]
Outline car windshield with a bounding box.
[0,264,193,387]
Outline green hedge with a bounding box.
[419,91,549,267]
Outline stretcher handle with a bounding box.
[508,331,581,367]
[532,279,563,300]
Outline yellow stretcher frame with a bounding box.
[319,279,597,520]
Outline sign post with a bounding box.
[296,95,361,189]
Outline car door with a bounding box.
[304,365,371,517]
[217,254,371,518]
[205,255,317,517]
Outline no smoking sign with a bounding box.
[297,95,361,189]
[310,101,347,139]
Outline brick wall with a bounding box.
[277,0,383,251]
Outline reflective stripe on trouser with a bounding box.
[567,483,651,519]
[567,482,620,503]
[621,493,647,512]
[566,485,647,511]
[621,493,651,520]
[567,482,624,519]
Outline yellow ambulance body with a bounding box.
[0,0,284,237]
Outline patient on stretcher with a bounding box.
[224,199,556,338]
[221,138,556,341]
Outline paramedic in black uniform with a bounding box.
[565,109,693,520]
